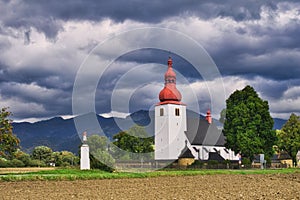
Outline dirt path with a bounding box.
[0,173,299,200]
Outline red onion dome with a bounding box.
[158,57,182,102]
[159,86,182,102]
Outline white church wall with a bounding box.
[155,104,187,160]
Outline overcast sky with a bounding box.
[0,0,299,122]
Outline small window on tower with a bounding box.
[160,108,164,116]
[175,108,180,116]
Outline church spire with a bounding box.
[158,57,183,105]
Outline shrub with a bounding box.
[90,154,114,172]
[28,159,46,167]
[17,153,31,166]
[0,158,9,167]
[242,157,252,168]
[207,160,219,169]
[61,162,71,167]
[188,160,204,169]
[11,159,25,167]
[223,159,232,169]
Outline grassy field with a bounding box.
[0,167,299,181]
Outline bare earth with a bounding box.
[0,173,299,200]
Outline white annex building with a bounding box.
[155,57,239,162]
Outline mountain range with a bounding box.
[12,110,286,154]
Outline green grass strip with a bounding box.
[0,168,299,182]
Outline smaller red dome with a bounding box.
[206,109,212,124]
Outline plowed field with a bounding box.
[1,173,299,200]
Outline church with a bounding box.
[154,57,239,163]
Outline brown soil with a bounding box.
[0,173,299,200]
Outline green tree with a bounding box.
[60,151,79,166]
[223,85,276,161]
[31,146,53,164]
[0,107,20,159]
[51,151,79,167]
[87,134,107,153]
[51,151,63,166]
[93,149,115,168]
[113,125,154,160]
[14,150,31,166]
[277,113,300,166]
[86,134,115,170]
[219,108,226,124]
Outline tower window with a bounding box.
[175,108,180,116]
[160,108,164,116]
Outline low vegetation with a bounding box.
[0,168,299,182]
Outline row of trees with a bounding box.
[0,106,154,168]
[0,145,79,167]
[0,108,79,167]
[223,85,300,166]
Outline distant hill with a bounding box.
[12,110,286,154]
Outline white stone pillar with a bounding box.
[80,132,90,170]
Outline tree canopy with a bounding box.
[112,125,154,160]
[86,134,115,170]
[87,134,108,152]
[0,107,20,159]
[277,113,300,166]
[31,145,53,164]
[223,85,276,161]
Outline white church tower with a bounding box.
[155,57,187,160]
[80,131,90,170]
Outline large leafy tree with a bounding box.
[113,125,154,160]
[277,113,300,166]
[0,107,20,159]
[31,145,53,164]
[87,134,108,153]
[86,134,115,170]
[223,85,276,161]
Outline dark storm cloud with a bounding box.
[0,0,299,120]
[206,12,300,81]
[116,49,201,80]
[2,0,299,82]
[0,83,72,119]
[0,0,286,38]
[0,65,74,91]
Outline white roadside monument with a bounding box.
[80,131,90,170]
